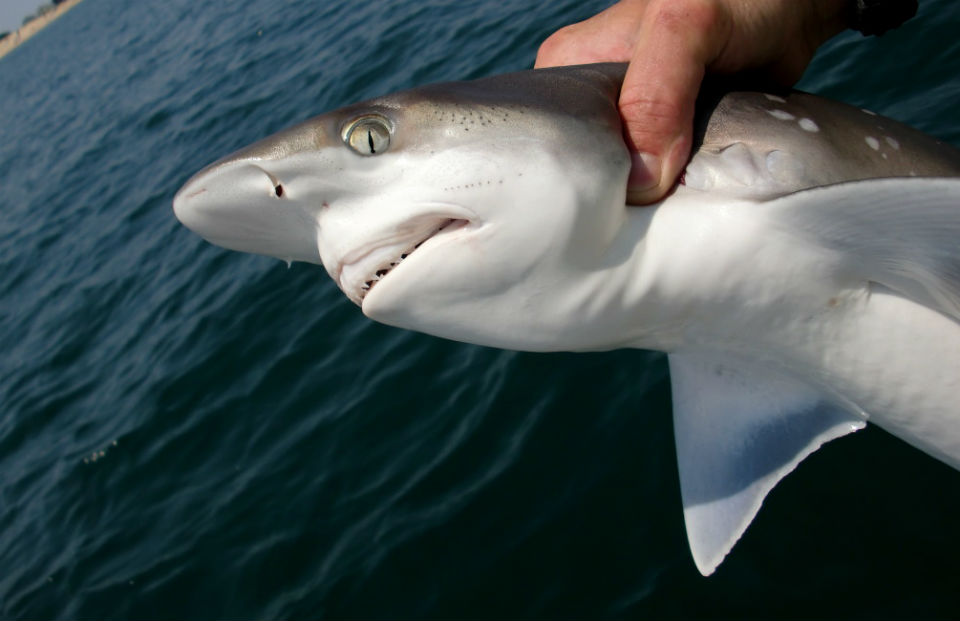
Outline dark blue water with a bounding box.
[1,0,959,617]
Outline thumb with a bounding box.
[620,2,728,204]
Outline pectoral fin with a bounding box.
[667,352,865,576]
[770,177,960,322]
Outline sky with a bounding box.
[0,0,49,34]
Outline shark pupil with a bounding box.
[274,184,284,197]
[342,115,391,156]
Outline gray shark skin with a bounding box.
[173,63,960,575]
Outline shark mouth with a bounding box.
[336,218,470,305]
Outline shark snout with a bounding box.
[173,160,322,264]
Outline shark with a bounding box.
[172,63,960,576]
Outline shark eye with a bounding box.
[342,115,391,156]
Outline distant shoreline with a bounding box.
[0,0,85,60]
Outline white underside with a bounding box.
[636,179,960,574]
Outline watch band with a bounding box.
[849,0,919,36]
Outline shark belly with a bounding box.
[643,183,960,473]
[804,285,960,470]
[637,181,960,573]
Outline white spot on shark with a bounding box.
[862,108,877,116]
[764,94,786,103]
[798,118,819,132]
[767,109,795,121]
[865,136,880,150]
[885,136,900,150]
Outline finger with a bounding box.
[535,25,599,68]
[620,0,730,204]
[535,0,649,68]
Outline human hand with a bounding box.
[535,0,848,204]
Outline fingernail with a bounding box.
[627,152,661,202]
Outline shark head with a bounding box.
[174,64,632,350]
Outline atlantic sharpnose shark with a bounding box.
[173,63,960,576]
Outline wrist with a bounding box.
[809,0,851,44]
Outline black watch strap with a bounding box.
[849,0,919,35]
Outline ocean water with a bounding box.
[1,0,959,617]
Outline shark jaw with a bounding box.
[345,217,472,305]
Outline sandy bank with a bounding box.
[0,0,85,60]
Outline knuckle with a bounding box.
[619,95,691,152]
[620,97,682,134]
[536,26,574,61]
[648,0,723,37]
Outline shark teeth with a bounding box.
[359,219,465,300]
